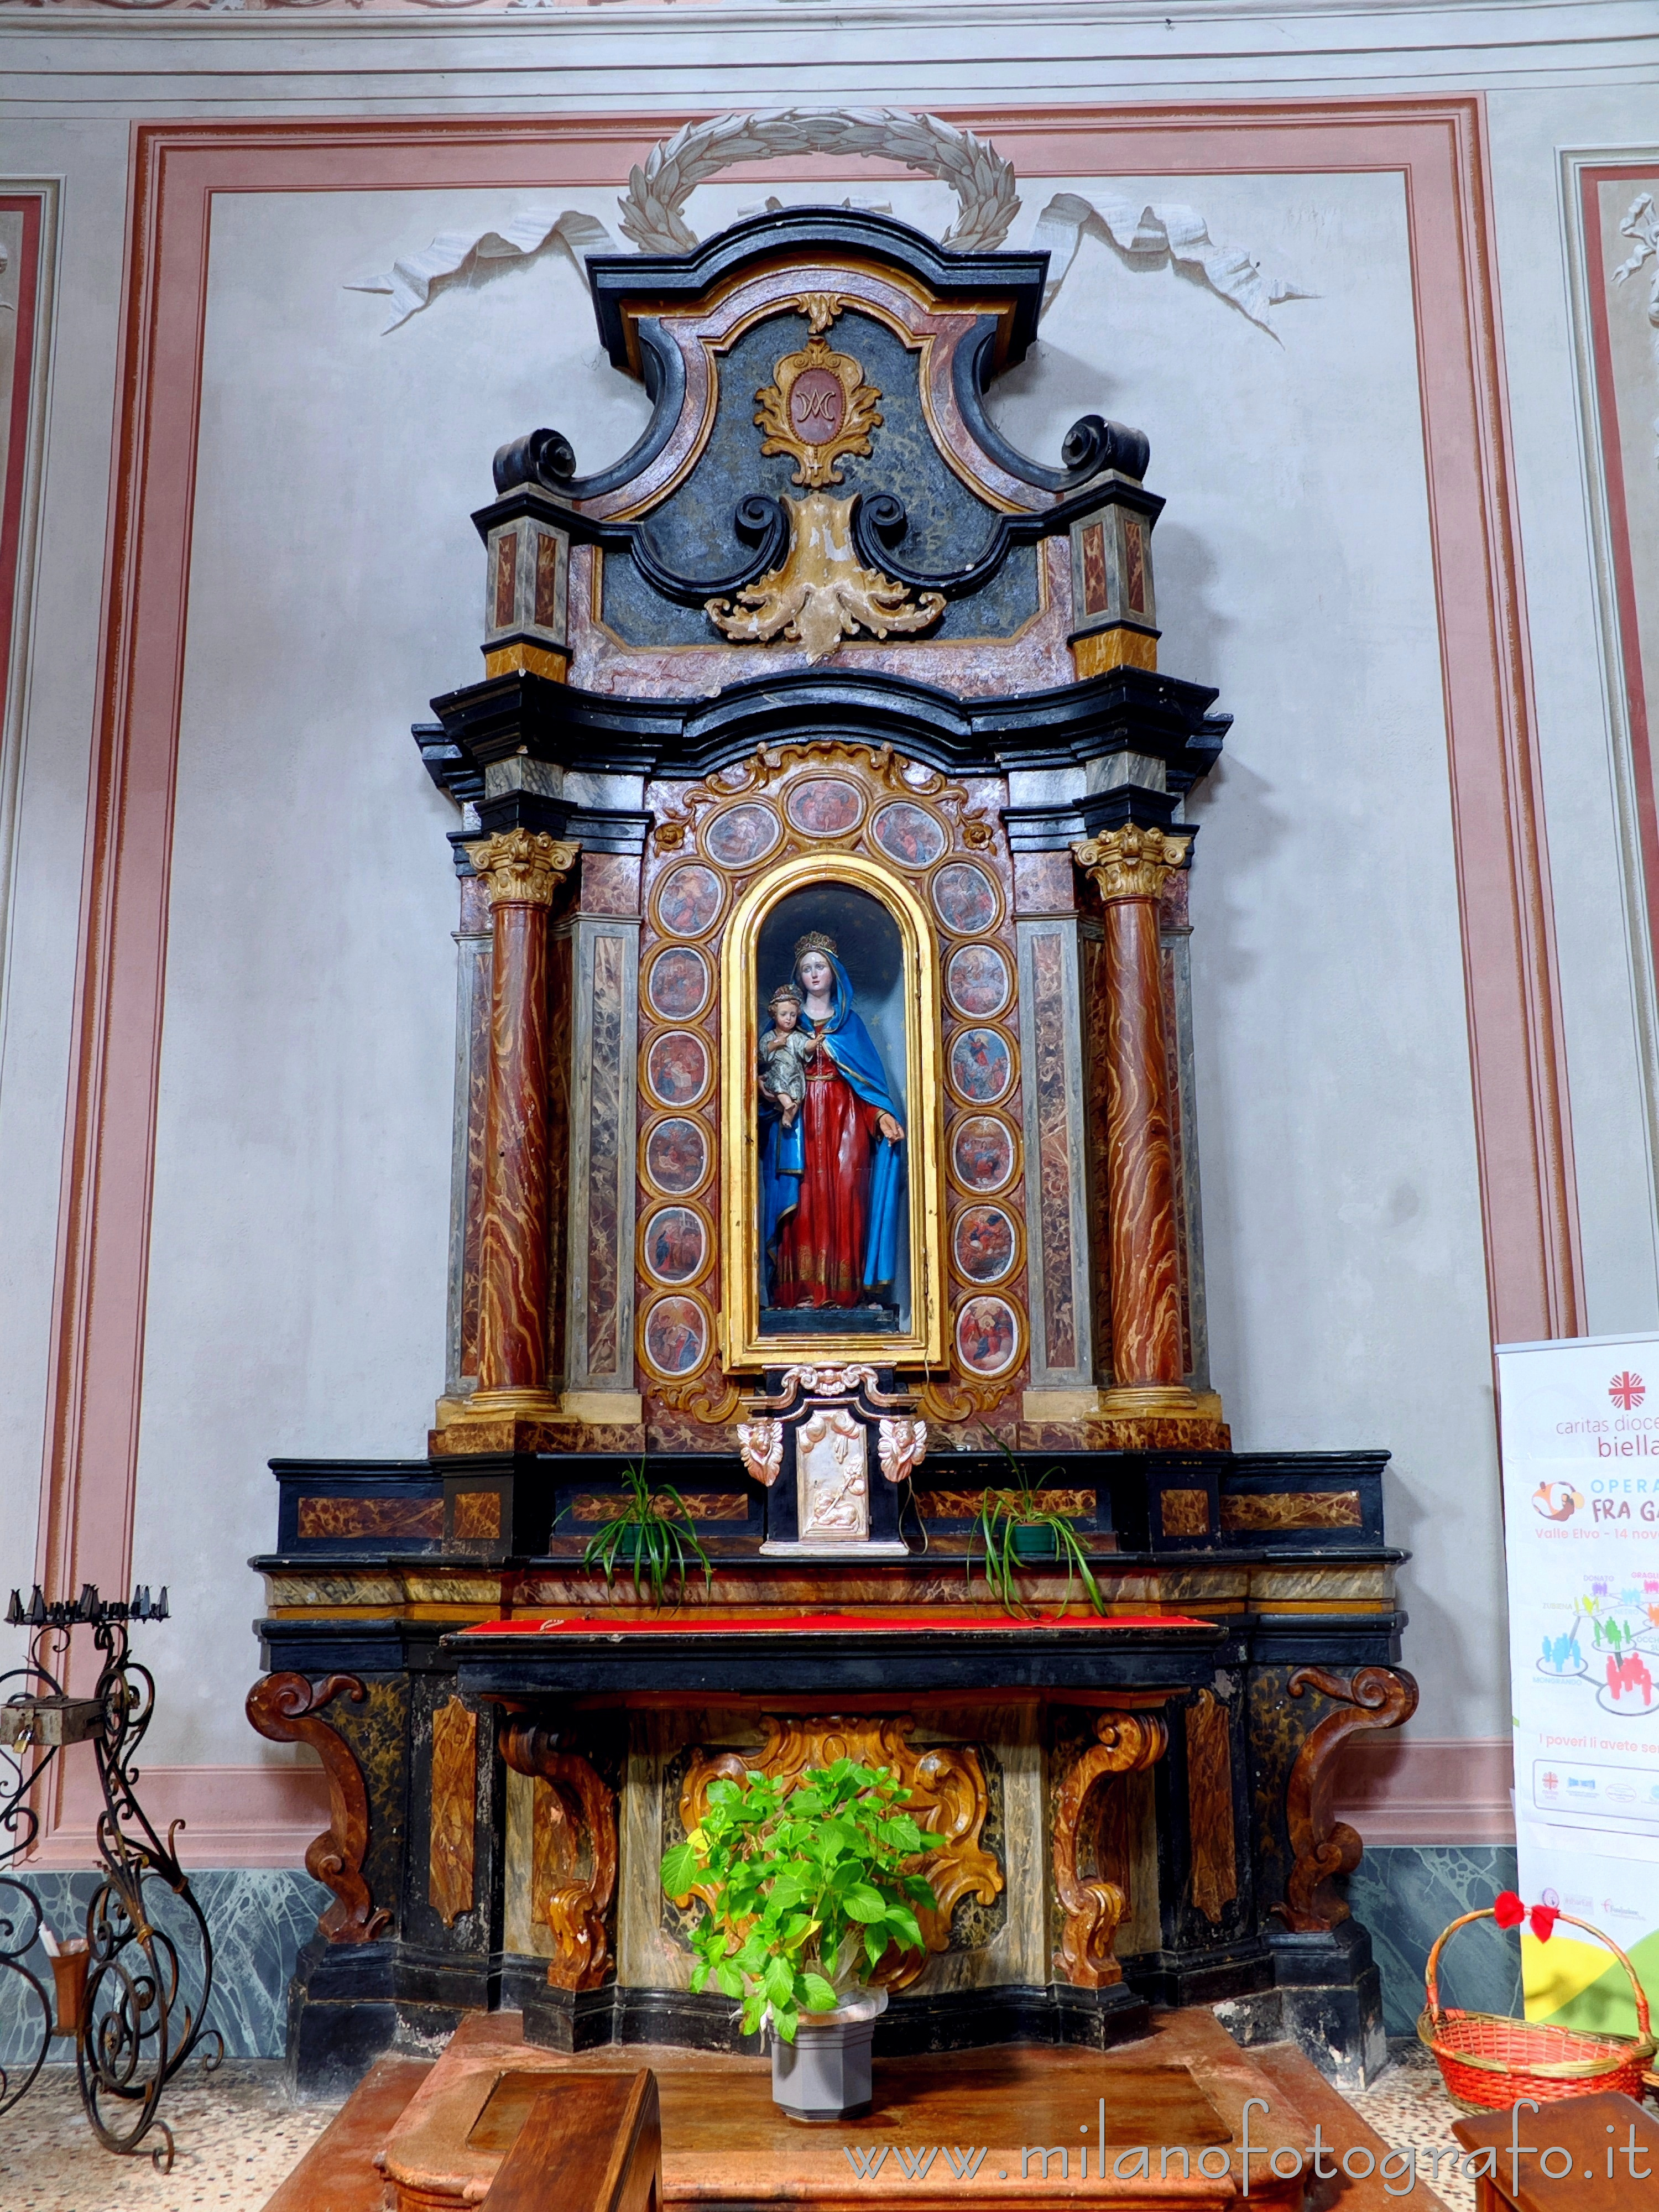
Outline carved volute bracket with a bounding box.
[246,1673,391,1944]
[677,1715,1001,1991]
[1275,1665,1419,1934]
[501,1719,618,1991]
[1051,1710,1168,1989]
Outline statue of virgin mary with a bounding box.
[760,932,905,1311]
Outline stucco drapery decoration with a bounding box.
[1613,192,1659,468]
[346,207,617,331]
[346,112,1311,340]
[1031,191,1314,336]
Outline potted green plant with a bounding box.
[660,1758,938,2119]
[967,1441,1106,1616]
[580,1461,713,1607]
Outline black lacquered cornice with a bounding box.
[586,208,1048,374]
[425,661,1230,798]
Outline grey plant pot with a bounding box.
[770,1987,886,2121]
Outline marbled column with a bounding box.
[1073,829,1220,1442]
[464,829,578,1417]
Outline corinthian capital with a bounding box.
[464,828,580,908]
[1072,825,1191,903]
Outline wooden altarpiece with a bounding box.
[248,210,1415,2096]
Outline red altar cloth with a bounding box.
[459,1611,1211,1636]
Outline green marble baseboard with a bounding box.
[0,1848,1521,2062]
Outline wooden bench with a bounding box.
[1450,2088,1658,2210]
[479,2069,660,2212]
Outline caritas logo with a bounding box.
[1610,1371,1647,1411]
[1532,1481,1583,1521]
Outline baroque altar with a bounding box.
[247,205,1415,2096]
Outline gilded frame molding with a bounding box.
[719,851,945,1369]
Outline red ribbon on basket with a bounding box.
[1495,1890,1559,1941]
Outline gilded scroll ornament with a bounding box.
[245,1673,391,1944]
[1051,1711,1168,1989]
[428,1695,478,1929]
[707,493,945,662]
[677,1716,1001,1988]
[653,739,987,853]
[1071,826,1191,904]
[651,1365,744,1426]
[463,828,580,909]
[917,1371,1019,1425]
[877,1415,928,1485]
[1275,1665,1418,1933]
[501,1720,618,1990]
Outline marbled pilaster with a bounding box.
[1074,830,1226,1453]
[435,829,577,1454]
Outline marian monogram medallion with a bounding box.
[753,293,882,488]
[706,295,945,661]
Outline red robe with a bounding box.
[770,1051,885,1308]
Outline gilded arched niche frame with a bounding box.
[720,852,945,1369]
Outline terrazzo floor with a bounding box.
[0,2043,1483,2211]
[1343,2042,1477,2210]
[0,2060,343,2212]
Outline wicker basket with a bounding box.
[1417,1906,1656,2111]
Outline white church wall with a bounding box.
[1489,86,1659,1334]
[0,119,134,1664]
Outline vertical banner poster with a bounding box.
[1497,1331,1659,2032]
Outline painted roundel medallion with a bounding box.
[641,1295,709,1377]
[931,862,1000,935]
[654,862,724,937]
[644,1116,711,1197]
[951,1113,1017,1194]
[870,801,947,870]
[956,1295,1021,1378]
[703,802,781,868]
[947,1027,1014,1105]
[953,1203,1018,1285]
[646,1031,713,1109]
[785,777,864,838]
[645,946,712,1021]
[641,1204,707,1286]
[946,944,1013,1019]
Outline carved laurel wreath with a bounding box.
[617,108,1020,257]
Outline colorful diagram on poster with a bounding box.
[1498,1332,1659,2042]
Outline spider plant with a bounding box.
[581,1460,713,1608]
[966,1437,1105,1618]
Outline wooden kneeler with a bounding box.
[479,2070,660,2212]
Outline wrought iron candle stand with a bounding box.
[0,1582,221,2169]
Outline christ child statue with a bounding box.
[759,983,816,1125]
